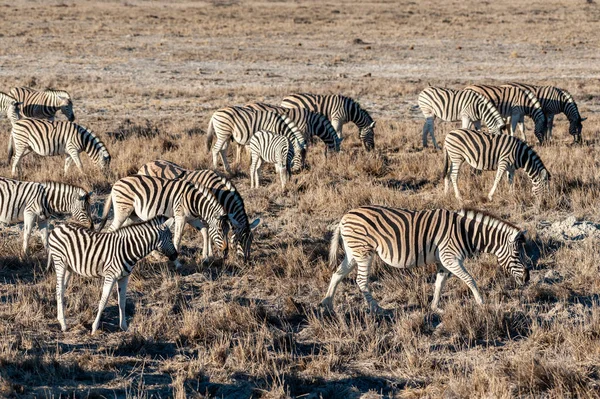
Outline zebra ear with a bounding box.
[249,218,261,230]
[163,218,175,229]
[580,117,587,122]
[369,121,376,129]
[539,169,548,180]
[229,215,242,228]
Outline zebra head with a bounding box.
[155,217,178,261]
[569,117,586,144]
[532,168,551,199]
[73,189,94,229]
[208,214,231,259]
[230,218,260,262]
[359,121,376,151]
[533,114,549,144]
[500,230,530,286]
[57,95,75,122]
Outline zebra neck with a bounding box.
[517,147,542,180]
[119,228,156,264]
[42,184,71,214]
[460,214,514,257]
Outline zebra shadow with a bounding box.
[378,177,430,192]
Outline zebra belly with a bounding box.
[377,247,437,269]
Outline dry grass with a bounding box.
[1,0,600,397]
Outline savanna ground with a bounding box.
[0,0,599,397]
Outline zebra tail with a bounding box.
[442,146,449,180]
[96,194,113,231]
[46,253,53,272]
[7,136,13,163]
[329,223,341,269]
[205,118,214,153]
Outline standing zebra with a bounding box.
[443,129,550,202]
[206,106,307,174]
[96,175,232,268]
[137,160,260,262]
[280,93,375,151]
[248,130,292,189]
[245,102,342,152]
[10,87,75,122]
[0,177,92,254]
[48,216,177,334]
[503,83,586,143]
[322,206,529,313]
[9,119,111,177]
[417,87,506,149]
[0,92,22,125]
[464,84,547,144]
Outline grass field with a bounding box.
[1,0,599,397]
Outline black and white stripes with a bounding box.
[418,87,506,149]
[280,93,375,151]
[0,177,92,254]
[10,87,75,122]
[48,216,177,333]
[443,129,550,201]
[137,160,260,262]
[322,206,529,313]
[9,119,111,176]
[205,106,307,174]
[0,92,21,125]
[249,130,292,189]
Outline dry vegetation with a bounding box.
[0,0,599,398]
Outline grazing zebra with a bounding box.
[280,93,375,151]
[503,83,586,143]
[137,160,260,262]
[9,119,111,177]
[0,177,92,254]
[48,216,177,334]
[245,102,342,152]
[464,84,547,144]
[322,206,529,313]
[10,87,75,122]
[205,106,307,174]
[443,129,550,202]
[417,87,506,149]
[248,130,292,189]
[96,175,231,268]
[0,92,22,125]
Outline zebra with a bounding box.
[248,130,293,189]
[205,106,307,174]
[322,206,529,314]
[244,102,342,152]
[96,175,232,268]
[0,177,92,254]
[417,87,506,149]
[137,160,260,263]
[9,119,111,177]
[10,87,75,122]
[443,129,550,202]
[280,93,375,151]
[48,216,177,334]
[0,92,22,125]
[503,83,586,143]
[464,84,547,144]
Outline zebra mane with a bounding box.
[112,216,169,236]
[559,88,575,103]
[76,124,109,154]
[458,208,521,237]
[44,88,71,99]
[0,91,17,105]
[40,180,86,193]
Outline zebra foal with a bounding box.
[10,87,75,121]
[48,216,177,334]
[443,129,550,202]
[137,160,260,262]
[418,87,506,149]
[0,177,92,254]
[249,130,293,189]
[9,119,111,177]
[322,206,529,313]
[280,93,375,151]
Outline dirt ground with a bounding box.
[0,1,599,398]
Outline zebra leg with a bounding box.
[67,151,84,174]
[172,216,187,269]
[443,257,483,305]
[321,254,355,311]
[117,276,130,332]
[488,162,508,201]
[212,137,232,174]
[355,253,382,313]
[506,166,516,193]
[332,118,343,139]
[11,149,24,178]
[38,219,49,250]
[431,265,451,313]
[249,153,259,188]
[188,218,211,260]
[91,276,117,334]
[547,114,554,140]
[253,158,263,188]
[517,115,526,141]
[55,260,68,332]
[64,156,73,174]
[422,117,434,148]
[449,161,463,202]
[22,212,36,255]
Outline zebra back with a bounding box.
[250,130,293,172]
[0,92,21,125]
[10,87,74,121]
